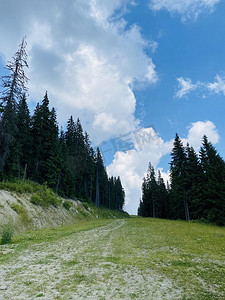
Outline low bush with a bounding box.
[63,200,72,210]
[0,180,42,194]
[1,222,14,245]
[82,202,90,210]
[11,203,25,215]
[30,184,60,208]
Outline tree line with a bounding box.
[0,39,125,211]
[138,134,225,226]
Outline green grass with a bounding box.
[0,179,61,207]
[78,201,130,219]
[0,180,43,194]
[106,218,225,299]
[0,219,111,253]
[10,203,31,225]
[0,217,224,299]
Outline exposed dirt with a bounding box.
[0,220,182,299]
[0,190,83,232]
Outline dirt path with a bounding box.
[0,220,182,299]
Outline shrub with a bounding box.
[0,180,42,194]
[82,202,90,210]
[11,203,25,214]
[30,184,60,208]
[10,203,31,224]
[1,222,14,245]
[63,200,72,211]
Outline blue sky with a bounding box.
[0,0,224,214]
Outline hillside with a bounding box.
[0,218,224,299]
[0,182,129,233]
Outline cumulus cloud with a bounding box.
[175,77,198,98]
[0,0,157,144]
[184,120,219,149]
[107,121,219,215]
[107,127,174,215]
[149,0,220,21]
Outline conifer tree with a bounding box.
[0,38,28,174]
[108,176,116,209]
[30,92,60,187]
[115,176,125,211]
[138,163,159,218]
[95,148,107,207]
[170,134,189,220]
[185,144,203,220]
[199,135,225,225]
[157,170,169,219]
[15,94,31,179]
[83,132,95,200]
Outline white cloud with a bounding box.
[107,127,173,215]
[0,0,157,144]
[149,0,220,20]
[207,75,225,95]
[107,121,219,215]
[185,120,219,149]
[175,77,198,98]
[175,74,225,99]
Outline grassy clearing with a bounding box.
[108,218,225,299]
[0,218,224,299]
[0,219,112,259]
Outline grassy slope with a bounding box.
[0,180,129,233]
[0,218,224,299]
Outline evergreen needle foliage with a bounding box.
[138,134,225,226]
[0,40,125,213]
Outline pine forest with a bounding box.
[138,133,225,226]
[0,39,125,212]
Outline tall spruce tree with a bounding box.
[0,38,29,175]
[139,163,157,217]
[83,132,95,200]
[95,148,107,207]
[30,92,60,187]
[199,135,225,225]
[115,176,125,211]
[15,94,31,179]
[170,134,190,220]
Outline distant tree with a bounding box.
[83,131,95,200]
[185,144,203,220]
[115,176,125,211]
[94,148,107,207]
[108,176,116,210]
[138,163,158,218]
[156,170,169,219]
[137,198,144,216]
